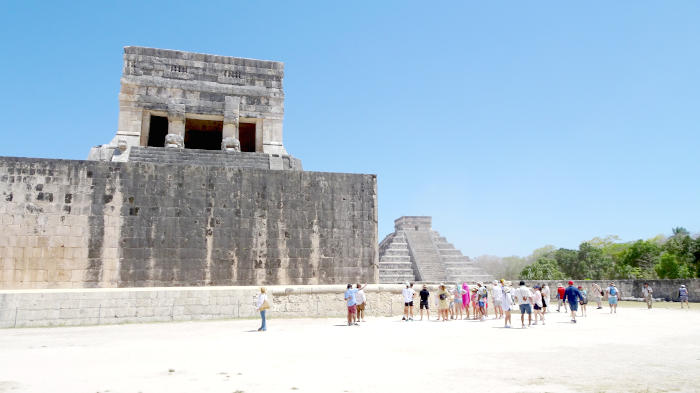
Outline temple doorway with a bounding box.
[184,119,223,150]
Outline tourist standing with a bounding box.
[345,283,359,326]
[501,281,512,328]
[492,280,503,319]
[462,283,471,319]
[355,283,367,322]
[556,283,567,312]
[453,283,465,320]
[419,284,430,320]
[402,282,416,321]
[256,287,269,332]
[532,285,545,325]
[563,281,582,323]
[437,284,450,321]
[642,283,653,309]
[477,282,488,321]
[578,285,588,317]
[541,283,550,314]
[679,285,689,309]
[592,283,603,309]
[448,286,456,320]
[607,282,620,314]
[470,287,479,320]
[515,281,533,328]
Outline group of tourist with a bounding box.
[253,281,692,331]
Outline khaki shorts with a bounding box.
[356,303,365,311]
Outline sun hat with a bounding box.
[681,284,686,288]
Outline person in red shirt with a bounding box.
[556,283,568,312]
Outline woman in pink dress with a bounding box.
[462,283,470,319]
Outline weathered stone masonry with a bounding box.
[0,157,378,289]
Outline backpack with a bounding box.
[609,287,617,296]
[580,291,587,304]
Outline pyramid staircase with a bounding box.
[432,233,492,283]
[378,232,415,283]
[378,216,492,284]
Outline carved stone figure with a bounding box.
[164,134,184,149]
[221,137,241,152]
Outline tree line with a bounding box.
[476,227,700,281]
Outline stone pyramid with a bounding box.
[378,216,492,283]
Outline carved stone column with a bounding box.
[223,96,240,140]
[166,102,186,148]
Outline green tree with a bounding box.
[654,253,693,279]
[618,239,661,276]
[578,242,612,280]
[551,248,578,278]
[520,257,565,280]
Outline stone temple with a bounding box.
[0,47,378,289]
[378,217,491,283]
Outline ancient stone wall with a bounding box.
[0,157,377,289]
[521,279,699,303]
[0,284,406,328]
[1,280,697,328]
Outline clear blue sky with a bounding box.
[2,1,699,257]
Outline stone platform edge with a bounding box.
[1,280,697,329]
[0,285,408,328]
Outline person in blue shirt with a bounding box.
[563,281,582,324]
[344,284,359,326]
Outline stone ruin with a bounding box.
[0,47,378,289]
[378,216,491,283]
[88,46,301,170]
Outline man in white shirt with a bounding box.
[402,282,416,321]
[515,281,533,328]
[491,280,503,319]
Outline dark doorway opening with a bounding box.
[184,119,223,150]
[147,116,168,147]
[239,123,256,152]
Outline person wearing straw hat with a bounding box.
[606,282,620,314]
[256,287,270,332]
[591,282,604,309]
[501,280,513,328]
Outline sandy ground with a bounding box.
[1,302,699,393]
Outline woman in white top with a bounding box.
[256,287,269,331]
[500,282,512,328]
[533,286,544,325]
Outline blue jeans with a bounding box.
[260,310,267,331]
